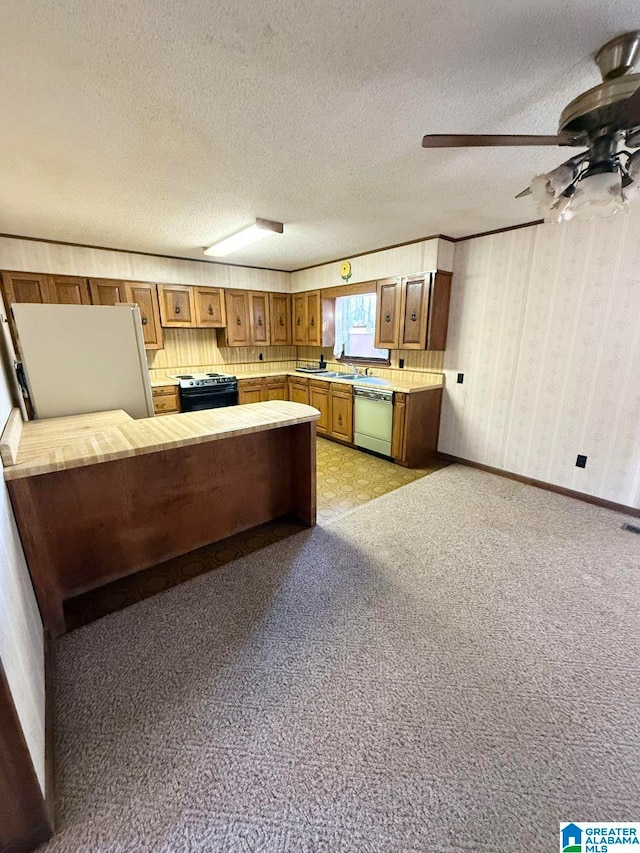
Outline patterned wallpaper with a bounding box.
[439,215,640,509]
[0,235,291,292]
[0,311,45,793]
[290,237,452,292]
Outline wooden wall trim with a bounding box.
[0,660,53,853]
[321,280,377,299]
[438,453,640,518]
[449,219,544,244]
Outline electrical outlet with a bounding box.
[457,373,464,384]
[399,358,404,368]
[576,454,587,468]
[259,352,264,361]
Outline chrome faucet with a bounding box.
[346,362,359,375]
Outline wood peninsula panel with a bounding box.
[8,421,317,635]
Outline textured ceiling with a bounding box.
[1,1,639,271]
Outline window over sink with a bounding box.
[334,293,390,364]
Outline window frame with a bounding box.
[331,286,391,366]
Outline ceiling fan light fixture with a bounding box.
[203,218,284,257]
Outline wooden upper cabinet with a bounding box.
[223,290,251,346]
[89,279,128,306]
[399,275,430,349]
[195,287,225,328]
[375,278,402,349]
[269,293,292,345]
[1,271,50,305]
[306,291,321,346]
[158,284,196,327]
[426,271,452,350]
[249,292,270,345]
[124,282,163,350]
[47,275,91,305]
[293,295,306,345]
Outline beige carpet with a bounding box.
[43,465,640,852]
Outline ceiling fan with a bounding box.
[422,31,640,222]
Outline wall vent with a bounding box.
[621,523,640,535]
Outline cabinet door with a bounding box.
[158,284,196,327]
[293,295,306,345]
[269,293,292,345]
[306,291,321,346]
[426,271,452,350]
[265,383,287,401]
[224,290,251,346]
[310,383,330,434]
[289,382,310,405]
[195,287,226,328]
[249,292,270,345]
[330,392,353,442]
[125,282,164,350]
[399,275,430,349]
[375,278,401,349]
[238,379,264,404]
[89,279,128,306]
[48,275,91,305]
[1,272,51,304]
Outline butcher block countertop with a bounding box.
[2,401,320,481]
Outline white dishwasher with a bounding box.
[353,387,394,456]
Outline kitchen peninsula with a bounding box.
[2,401,319,635]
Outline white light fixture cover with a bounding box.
[204,218,284,257]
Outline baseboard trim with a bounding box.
[437,454,640,518]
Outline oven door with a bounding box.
[179,384,238,412]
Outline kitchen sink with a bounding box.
[354,376,390,386]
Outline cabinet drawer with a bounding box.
[330,382,353,394]
[264,375,287,384]
[152,385,178,397]
[153,393,180,413]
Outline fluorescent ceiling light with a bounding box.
[203,218,284,257]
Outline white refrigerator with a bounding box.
[12,303,154,420]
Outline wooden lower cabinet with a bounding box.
[238,379,264,405]
[288,377,310,405]
[309,381,330,434]
[264,376,287,401]
[152,385,181,415]
[392,387,442,466]
[328,384,353,443]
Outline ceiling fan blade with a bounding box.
[421,134,570,148]
[515,186,533,198]
[615,85,640,129]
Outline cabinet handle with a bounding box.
[236,315,242,325]
[310,316,315,326]
[410,311,417,322]
[175,305,181,314]
[279,316,284,326]
[296,317,301,326]
[338,413,343,425]
[208,305,214,315]
[257,316,263,326]
[141,316,148,325]
[385,314,391,323]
